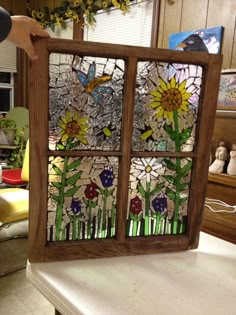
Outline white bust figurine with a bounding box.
[227,144,236,175]
[209,141,228,174]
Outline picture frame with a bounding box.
[169,26,224,54]
[217,69,236,110]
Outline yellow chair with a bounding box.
[0,140,29,277]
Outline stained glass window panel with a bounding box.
[127,157,192,237]
[133,62,203,152]
[47,156,118,241]
[49,53,125,151]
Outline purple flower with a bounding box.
[70,197,81,215]
[99,167,114,188]
[130,196,142,215]
[152,197,167,213]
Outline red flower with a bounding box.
[85,182,98,200]
[130,196,142,215]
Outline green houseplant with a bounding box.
[0,118,26,168]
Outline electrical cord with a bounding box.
[205,198,236,214]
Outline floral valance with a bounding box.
[28,0,135,30]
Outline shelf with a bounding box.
[208,172,236,188]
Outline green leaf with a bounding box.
[67,158,81,171]
[98,187,104,194]
[107,188,115,196]
[56,143,65,150]
[70,140,80,149]
[164,159,177,171]
[150,182,164,196]
[163,175,175,185]
[137,182,146,198]
[64,186,79,197]
[90,201,97,208]
[180,196,188,206]
[166,188,176,202]
[180,128,192,145]
[52,194,60,202]
[180,183,189,191]
[82,197,89,206]
[179,160,192,177]
[130,212,142,222]
[50,23,55,32]
[53,165,62,175]
[164,124,176,141]
[52,182,61,189]
[66,172,82,186]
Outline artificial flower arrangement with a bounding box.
[28,0,134,30]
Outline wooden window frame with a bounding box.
[28,38,222,262]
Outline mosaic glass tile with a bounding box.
[49,53,125,151]
[133,62,203,152]
[47,156,118,241]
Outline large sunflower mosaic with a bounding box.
[149,76,192,123]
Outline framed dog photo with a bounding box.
[217,69,236,110]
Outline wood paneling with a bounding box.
[161,0,183,48]
[158,0,236,69]
[12,0,28,15]
[206,0,236,69]
[181,0,208,31]
[0,0,11,12]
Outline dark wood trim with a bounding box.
[150,0,161,48]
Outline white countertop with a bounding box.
[26,232,236,315]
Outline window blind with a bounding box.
[83,0,154,47]
[0,40,17,72]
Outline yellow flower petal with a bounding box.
[149,101,161,109]
[182,92,192,100]
[179,80,187,91]
[167,111,174,122]
[170,77,176,88]
[150,91,162,98]
[58,122,66,129]
[159,78,168,91]
[62,133,69,142]
[66,111,72,122]
[73,111,78,121]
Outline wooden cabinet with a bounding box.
[201,111,236,244]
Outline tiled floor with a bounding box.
[0,238,54,315]
[0,269,55,315]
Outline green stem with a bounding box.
[144,181,151,236]
[55,138,72,241]
[154,213,160,235]
[97,208,102,238]
[173,110,180,152]
[102,188,108,238]
[111,206,115,237]
[172,111,181,234]
[132,220,138,237]
[77,219,81,240]
[72,214,77,240]
[87,200,92,239]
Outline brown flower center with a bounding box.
[161,88,182,112]
[65,121,80,137]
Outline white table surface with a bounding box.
[26,232,236,315]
